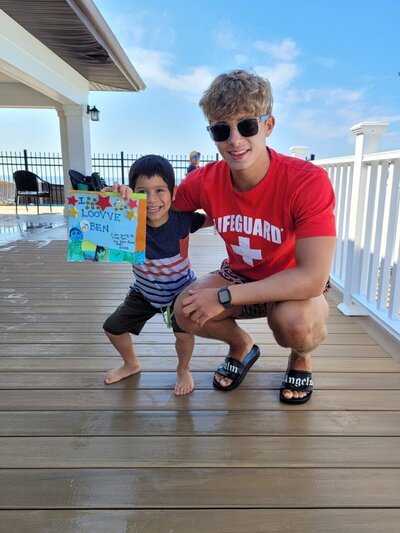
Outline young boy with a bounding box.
[103,154,210,395]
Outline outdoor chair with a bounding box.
[13,170,52,215]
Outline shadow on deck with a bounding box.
[1,212,400,532]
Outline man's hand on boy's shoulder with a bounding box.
[101,181,133,201]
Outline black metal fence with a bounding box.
[0,150,219,205]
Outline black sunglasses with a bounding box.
[207,114,270,142]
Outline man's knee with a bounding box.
[286,319,325,343]
[272,319,327,349]
[269,298,328,348]
[173,291,197,334]
[174,311,198,335]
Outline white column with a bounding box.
[289,146,308,159]
[57,104,92,210]
[338,121,389,315]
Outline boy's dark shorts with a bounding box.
[103,289,184,336]
[215,259,331,320]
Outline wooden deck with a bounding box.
[1,215,400,532]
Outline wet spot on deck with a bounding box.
[0,216,67,246]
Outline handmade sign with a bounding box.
[67,190,146,263]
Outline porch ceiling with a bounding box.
[0,0,145,92]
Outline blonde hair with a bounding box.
[199,69,273,122]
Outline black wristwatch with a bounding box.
[217,286,232,309]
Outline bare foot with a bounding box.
[281,352,312,401]
[104,361,141,384]
[174,370,194,396]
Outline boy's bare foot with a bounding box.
[174,370,194,396]
[104,361,141,384]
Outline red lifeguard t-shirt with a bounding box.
[174,148,336,280]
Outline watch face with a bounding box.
[218,287,231,305]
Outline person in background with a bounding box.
[186,151,201,175]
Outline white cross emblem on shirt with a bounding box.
[231,236,262,266]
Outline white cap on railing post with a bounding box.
[289,146,309,159]
[351,122,389,154]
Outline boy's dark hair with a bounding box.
[128,155,175,195]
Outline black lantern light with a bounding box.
[87,105,100,122]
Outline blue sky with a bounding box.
[1,0,399,159]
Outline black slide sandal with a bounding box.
[213,344,260,392]
[279,369,313,404]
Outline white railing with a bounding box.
[0,180,15,205]
[312,122,400,341]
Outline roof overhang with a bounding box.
[0,0,145,92]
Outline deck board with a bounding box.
[1,410,400,436]
[1,468,400,508]
[1,436,400,468]
[0,509,399,533]
[1,225,400,531]
[1,389,400,411]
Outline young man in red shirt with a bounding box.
[173,69,336,403]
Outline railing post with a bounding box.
[289,146,308,159]
[120,151,125,185]
[23,149,29,171]
[338,121,389,315]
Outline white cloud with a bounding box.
[301,87,363,103]
[109,10,176,50]
[291,111,352,141]
[234,54,249,65]
[255,63,300,90]
[282,89,365,144]
[248,38,301,92]
[272,84,370,147]
[284,89,302,105]
[214,26,237,50]
[254,38,300,62]
[370,114,400,123]
[327,88,363,103]
[127,47,214,99]
[283,87,364,108]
